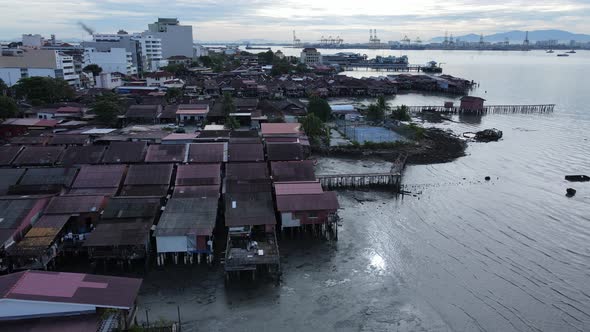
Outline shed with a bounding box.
[101,141,147,164]
[125,105,162,124]
[155,197,218,255]
[271,160,316,182]
[261,123,301,137]
[460,96,485,110]
[0,197,49,254]
[145,144,187,163]
[59,145,107,166]
[11,146,65,166]
[187,143,228,163]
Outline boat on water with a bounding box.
[567,50,577,54]
[245,45,271,50]
[557,53,570,57]
[546,50,554,53]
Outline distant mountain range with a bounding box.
[430,30,590,43]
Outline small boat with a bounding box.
[566,50,576,54]
[565,175,590,182]
[546,49,554,53]
[557,53,570,57]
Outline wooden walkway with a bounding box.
[405,104,555,114]
[317,154,407,191]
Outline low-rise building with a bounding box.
[0,49,79,87]
[83,47,137,75]
[300,48,322,65]
[176,104,209,124]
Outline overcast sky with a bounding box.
[1,0,589,42]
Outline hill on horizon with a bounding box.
[430,30,590,43]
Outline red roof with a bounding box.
[0,270,142,309]
[187,143,227,163]
[44,195,107,215]
[56,106,82,114]
[176,164,221,186]
[261,123,301,136]
[274,181,323,195]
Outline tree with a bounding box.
[258,50,275,65]
[308,96,331,122]
[165,88,183,103]
[13,77,74,105]
[271,58,291,76]
[161,64,187,76]
[366,104,385,122]
[0,78,7,96]
[83,64,103,77]
[376,96,389,113]
[225,116,240,130]
[295,63,308,74]
[301,113,330,146]
[222,92,235,116]
[199,56,213,67]
[391,104,411,121]
[0,96,18,119]
[92,93,124,126]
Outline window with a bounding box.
[308,212,318,219]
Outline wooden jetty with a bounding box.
[317,154,406,191]
[343,63,428,72]
[405,104,555,115]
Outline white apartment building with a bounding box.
[146,18,193,58]
[0,49,79,87]
[22,34,44,48]
[94,72,123,89]
[83,47,137,75]
[133,34,166,72]
[300,48,322,65]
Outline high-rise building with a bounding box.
[133,34,165,72]
[146,18,193,58]
[82,32,143,72]
[0,49,79,87]
[83,47,137,75]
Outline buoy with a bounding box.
[485,176,491,181]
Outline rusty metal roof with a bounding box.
[0,169,25,195]
[175,164,221,186]
[274,181,323,195]
[225,162,269,181]
[83,220,152,247]
[101,141,147,164]
[145,144,187,163]
[266,142,303,161]
[16,167,78,189]
[12,146,66,166]
[227,143,264,162]
[187,143,228,163]
[101,197,162,220]
[44,195,107,215]
[124,164,173,186]
[276,192,339,212]
[0,146,23,166]
[71,164,126,190]
[173,185,220,198]
[60,145,107,166]
[271,161,316,182]
[155,197,218,237]
[48,134,89,146]
[224,191,276,226]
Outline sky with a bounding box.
[0,0,589,42]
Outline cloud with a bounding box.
[0,0,588,41]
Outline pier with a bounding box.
[405,104,555,114]
[342,63,431,72]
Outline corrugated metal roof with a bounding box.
[12,146,65,166]
[145,144,186,163]
[173,185,220,198]
[187,143,227,163]
[271,161,316,182]
[60,145,107,166]
[155,197,218,237]
[276,192,339,212]
[0,197,48,245]
[227,143,264,162]
[274,181,323,195]
[261,123,301,136]
[101,197,162,220]
[124,164,173,186]
[83,220,152,247]
[71,165,126,190]
[0,146,23,166]
[17,167,78,187]
[101,141,147,163]
[48,134,89,146]
[0,270,142,309]
[226,162,269,181]
[175,164,221,186]
[266,142,303,161]
[224,192,276,226]
[0,169,25,195]
[44,195,107,215]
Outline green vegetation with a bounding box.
[271,58,291,76]
[225,116,240,129]
[307,96,331,122]
[83,64,102,77]
[258,50,275,65]
[222,92,235,116]
[0,78,8,95]
[301,113,330,146]
[13,77,74,105]
[91,92,123,126]
[165,88,183,103]
[161,63,187,76]
[0,96,18,119]
[407,123,425,139]
[366,104,385,122]
[390,104,411,121]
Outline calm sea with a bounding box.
[140,49,590,331]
